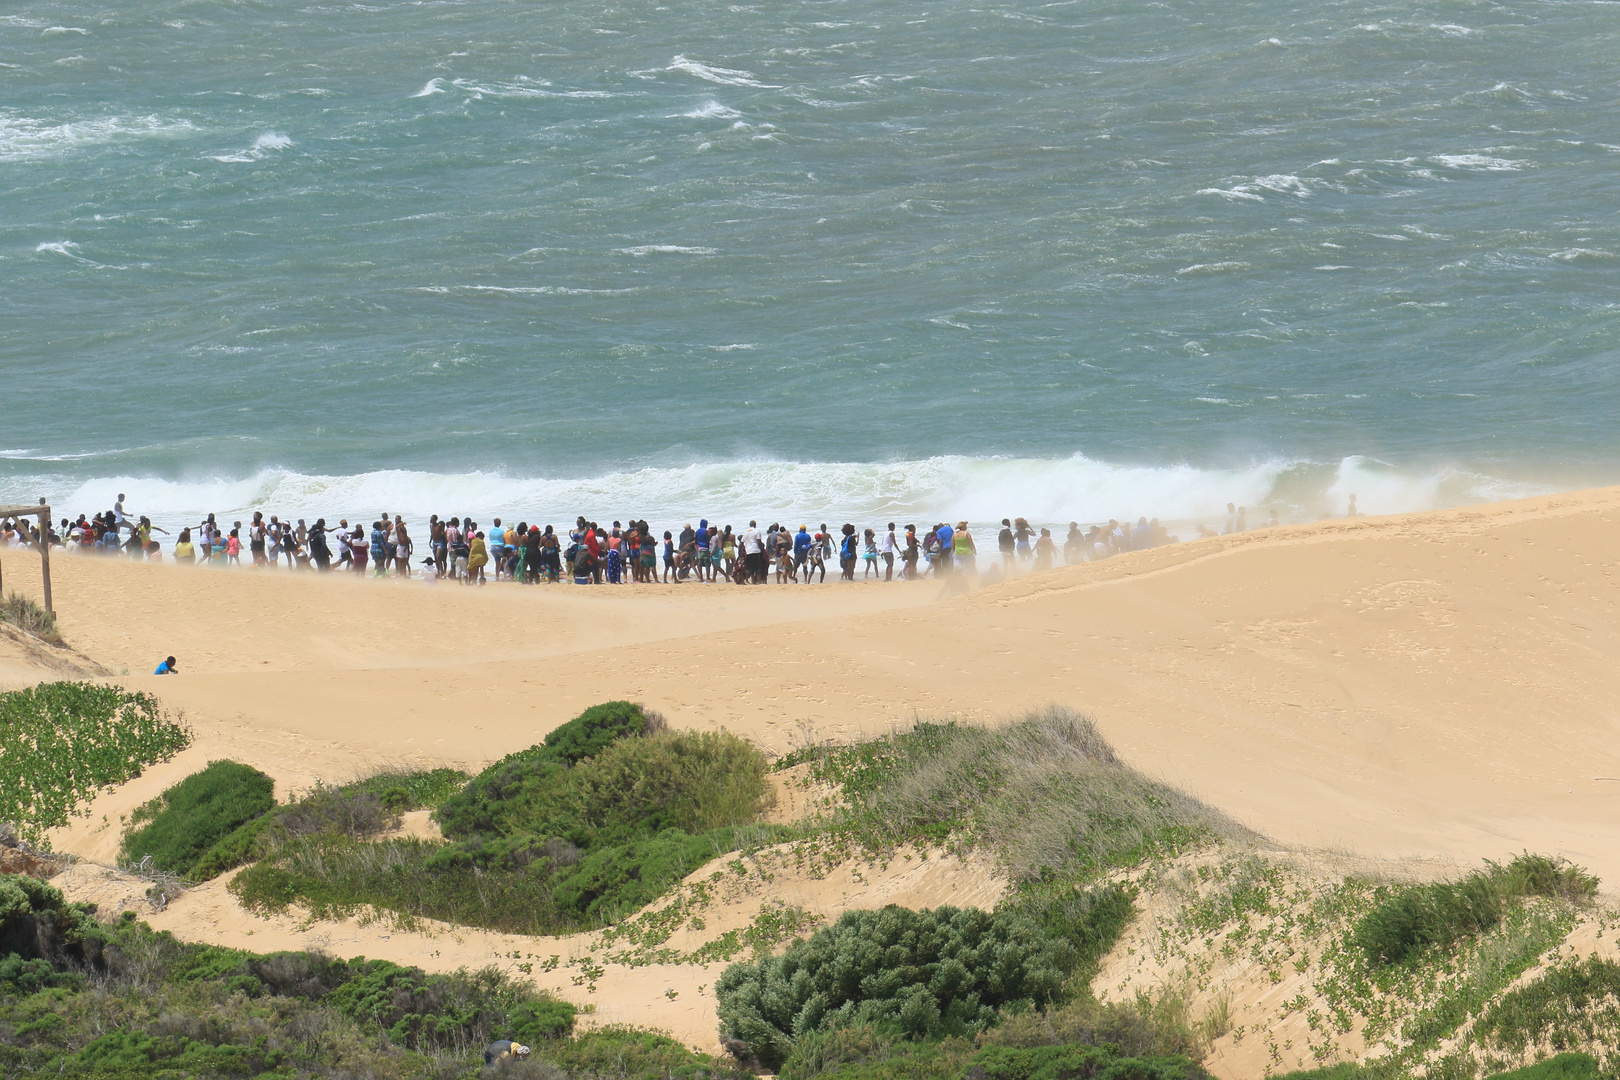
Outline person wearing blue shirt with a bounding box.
[793,526,812,579]
[935,523,954,575]
[154,656,177,675]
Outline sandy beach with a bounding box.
[5,486,1619,1067]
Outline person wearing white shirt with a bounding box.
[880,523,897,582]
[741,521,765,584]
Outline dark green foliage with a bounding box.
[232,823,788,935]
[1000,881,1137,984]
[1471,956,1620,1060]
[542,1025,751,1078]
[967,1042,1210,1079]
[716,904,1076,1070]
[437,700,661,839]
[0,682,190,846]
[786,708,1243,880]
[449,729,771,856]
[236,711,775,936]
[775,1032,1208,1080]
[0,880,582,1078]
[119,760,275,879]
[0,953,79,994]
[1353,855,1599,966]
[185,765,471,883]
[0,873,103,972]
[1485,1053,1602,1080]
[187,812,276,881]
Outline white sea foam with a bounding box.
[10,455,1557,537]
[666,55,782,88]
[1429,153,1526,171]
[211,130,293,162]
[614,245,718,256]
[1176,261,1250,275]
[0,111,197,161]
[1197,173,1316,202]
[411,77,447,97]
[675,99,742,119]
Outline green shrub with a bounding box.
[790,707,1244,880]
[119,760,275,879]
[344,765,469,812]
[0,897,583,1078]
[0,682,190,846]
[542,1025,749,1078]
[778,1033,1208,1080]
[967,1042,1209,1080]
[1353,855,1598,966]
[276,782,396,838]
[1471,957,1620,1061]
[187,813,276,881]
[462,729,771,854]
[717,904,1075,1070]
[1485,1053,1602,1080]
[437,700,662,839]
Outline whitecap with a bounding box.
[42,25,89,34]
[211,130,293,162]
[1176,261,1250,275]
[1549,248,1615,261]
[1429,153,1527,171]
[412,78,447,97]
[666,55,782,88]
[673,98,741,119]
[614,245,718,256]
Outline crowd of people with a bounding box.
[0,492,1360,587]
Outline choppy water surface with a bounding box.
[3,0,1618,526]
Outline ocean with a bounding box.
[3,0,1617,532]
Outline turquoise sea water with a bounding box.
[3,0,1617,528]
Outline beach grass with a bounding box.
[0,592,61,646]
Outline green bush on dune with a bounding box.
[119,760,275,878]
[231,701,779,935]
[717,904,1073,1069]
[1352,854,1598,967]
[436,700,663,839]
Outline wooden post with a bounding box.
[38,499,52,614]
[0,501,51,613]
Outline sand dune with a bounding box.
[29,487,1620,882]
[13,488,1620,1066]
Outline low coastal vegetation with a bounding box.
[776,705,1248,879]
[5,690,1615,1078]
[229,701,786,936]
[0,593,61,646]
[0,870,752,1079]
[0,682,190,846]
[1351,854,1598,967]
[120,760,276,880]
